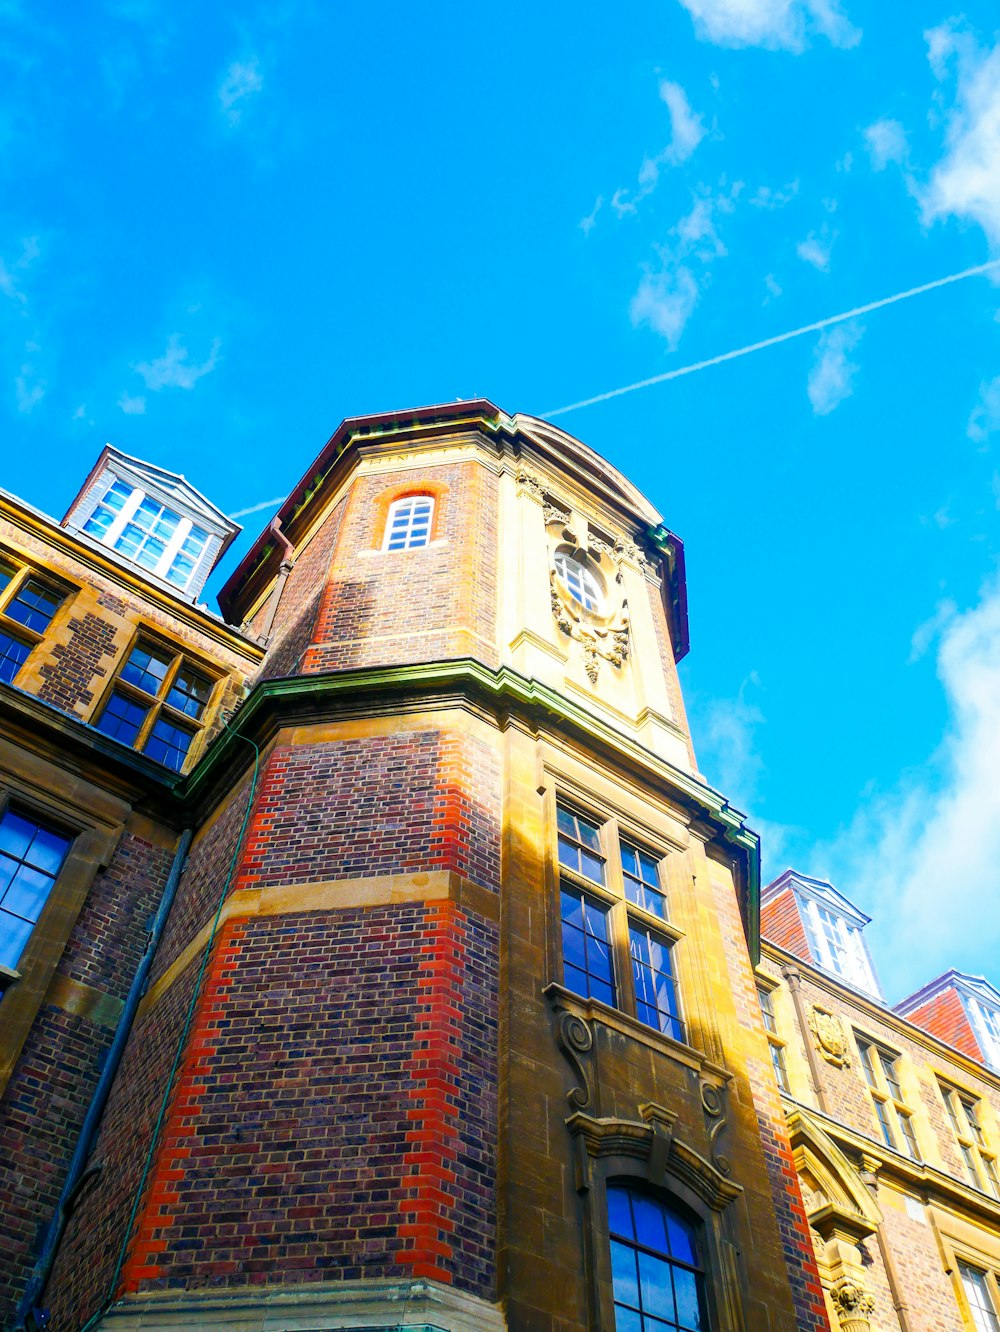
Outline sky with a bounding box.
[2,0,1000,1001]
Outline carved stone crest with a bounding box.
[830,1277,876,1331]
[809,1006,852,1067]
[550,570,630,684]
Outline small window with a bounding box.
[384,496,434,551]
[621,842,666,919]
[560,885,615,1008]
[558,807,606,884]
[941,1084,1000,1198]
[856,1036,920,1161]
[757,985,790,1094]
[959,1262,1000,1332]
[0,808,72,971]
[5,579,64,634]
[0,630,31,685]
[554,550,603,612]
[94,636,218,772]
[629,925,683,1041]
[607,1184,708,1332]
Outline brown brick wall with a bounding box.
[0,828,174,1326]
[238,729,501,895]
[300,461,499,674]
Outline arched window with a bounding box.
[384,495,434,551]
[554,550,603,612]
[607,1183,708,1330]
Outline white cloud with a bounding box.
[629,185,738,346]
[135,334,220,391]
[579,196,603,235]
[764,272,782,299]
[796,230,833,270]
[818,576,1000,995]
[864,117,909,171]
[807,322,862,414]
[218,57,263,126]
[675,0,859,52]
[968,374,1000,443]
[922,24,1000,246]
[630,267,699,348]
[15,362,44,413]
[610,79,706,217]
[118,391,147,415]
[0,235,40,304]
[659,80,706,165]
[750,180,799,209]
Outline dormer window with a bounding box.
[803,898,878,994]
[82,479,208,591]
[63,446,239,601]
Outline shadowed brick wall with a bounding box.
[0,828,175,1326]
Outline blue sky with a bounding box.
[3,0,1000,1000]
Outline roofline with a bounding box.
[895,968,1000,1016]
[762,867,872,926]
[61,444,242,561]
[216,401,691,663]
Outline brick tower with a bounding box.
[5,402,830,1331]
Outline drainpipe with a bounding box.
[256,517,296,643]
[16,826,195,1332]
[782,963,828,1113]
[860,1161,913,1332]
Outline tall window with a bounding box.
[0,556,69,686]
[0,808,72,971]
[554,550,603,613]
[607,1184,708,1331]
[856,1036,920,1160]
[557,804,684,1043]
[941,1084,1000,1198]
[95,637,216,772]
[383,495,434,551]
[757,985,790,1093]
[959,1263,1000,1332]
[82,477,209,591]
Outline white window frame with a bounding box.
[85,481,205,589]
[802,896,879,995]
[383,495,434,551]
[554,550,604,613]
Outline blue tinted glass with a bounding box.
[563,925,588,972]
[637,1251,675,1321]
[0,912,33,969]
[7,580,61,633]
[581,848,605,882]
[0,812,36,859]
[144,719,192,771]
[83,507,115,538]
[613,1309,641,1332]
[3,864,52,920]
[672,1267,703,1329]
[25,827,71,873]
[632,1196,668,1253]
[95,692,149,745]
[560,889,584,927]
[607,1185,634,1239]
[0,632,30,682]
[665,1212,697,1265]
[584,902,609,941]
[591,978,615,1007]
[610,1241,640,1310]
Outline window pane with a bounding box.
[757,986,777,1033]
[879,1051,902,1100]
[622,840,666,918]
[873,1098,896,1149]
[858,1041,877,1088]
[384,496,434,550]
[5,579,63,633]
[0,808,70,970]
[119,642,173,696]
[560,887,615,1004]
[144,718,194,772]
[165,666,212,718]
[630,926,683,1042]
[636,1250,675,1321]
[95,691,150,746]
[631,1195,667,1252]
[557,807,605,884]
[960,1263,1000,1332]
[609,1189,705,1332]
[673,1266,704,1330]
[898,1113,920,1161]
[0,630,31,683]
[607,1185,634,1240]
[611,1240,640,1310]
[770,1041,790,1093]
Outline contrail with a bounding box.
[543,258,1000,418]
[230,496,286,519]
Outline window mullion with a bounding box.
[107,487,143,546]
[155,515,192,578]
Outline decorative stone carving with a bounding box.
[514,467,572,530]
[587,532,637,584]
[555,1009,594,1110]
[830,1277,876,1331]
[809,1006,852,1067]
[550,572,630,683]
[699,1081,731,1176]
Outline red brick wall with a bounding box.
[239,729,501,894]
[761,888,811,962]
[301,462,500,674]
[0,829,174,1326]
[903,989,983,1061]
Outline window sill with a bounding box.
[0,963,22,992]
[543,981,729,1082]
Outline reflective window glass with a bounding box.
[0,809,71,970]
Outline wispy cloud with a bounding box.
[807,322,862,414]
[816,575,1000,995]
[674,0,860,52]
[0,236,40,304]
[117,391,147,415]
[750,180,799,210]
[230,495,286,519]
[610,79,707,218]
[134,334,220,391]
[218,56,263,126]
[15,362,44,413]
[864,117,909,171]
[579,196,603,235]
[630,185,737,347]
[796,229,834,270]
[968,374,1000,444]
[922,23,1000,247]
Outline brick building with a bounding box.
[0,398,989,1331]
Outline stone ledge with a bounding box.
[92,1279,506,1332]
